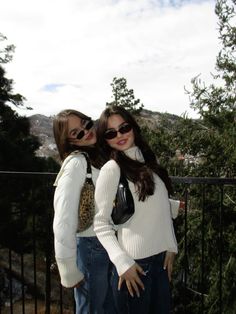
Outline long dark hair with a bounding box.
[53,109,103,168]
[97,105,173,200]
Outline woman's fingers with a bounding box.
[125,279,142,298]
[118,263,145,297]
[118,276,124,291]
[163,257,168,270]
[130,280,141,297]
[126,280,134,297]
[134,273,145,291]
[164,251,175,282]
[136,263,146,276]
[168,264,173,282]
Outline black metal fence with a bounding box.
[0,172,235,314]
[171,176,236,314]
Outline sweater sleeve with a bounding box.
[94,160,135,276]
[169,199,180,219]
[53,155,86,287]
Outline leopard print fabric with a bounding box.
[78,178,95,232]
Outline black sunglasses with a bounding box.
[76,120,94,140]
[104,123,132,140]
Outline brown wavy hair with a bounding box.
[53,109,103,168]
[97,105,173,200]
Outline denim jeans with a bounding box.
[111,252,171,314]
[74,236,116,314]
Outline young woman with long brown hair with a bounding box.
[94,105,180,314]
[53,109,115,314]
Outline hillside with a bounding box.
[29,110,183,159]
[29,114,57,159]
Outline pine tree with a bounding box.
[187,0,236,177]
[172,2,236,312]
[0,34,57,253]
[107,77,143,114]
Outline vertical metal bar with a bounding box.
[45,178,53,314]
[219,186,223,314]
[201,185,205,313]
[20,252,25,314]
[32,193,38,314]
[73,291,76,314]
[45,253,51,314]
[20,205,25,314]
[183,185,188,314]
[8,249,13,314]
[59,284,63,314]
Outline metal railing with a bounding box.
[0,172,235,314]
[171,176,236,314]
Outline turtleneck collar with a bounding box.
[124,146,144,162]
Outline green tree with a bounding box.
[0,34,58,253]
[0,33,15,64]
[107,77,143,114]
[0,33,58,172]
[186,0,236,177]
[171,1,236,313]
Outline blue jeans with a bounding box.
[74,236,116,314]
[111,252,171,314]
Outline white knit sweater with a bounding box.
[53,152,99,287]
[94,146,178,276]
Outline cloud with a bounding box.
[1,0,219,119]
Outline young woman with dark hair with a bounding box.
[94,105,181,314]
[53,109,115,314]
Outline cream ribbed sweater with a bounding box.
[94,146,178,276]
[53,152,99,287]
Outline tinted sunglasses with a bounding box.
[76,120,94,140]
[104,123,132,140]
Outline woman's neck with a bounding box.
[124,146,144,162]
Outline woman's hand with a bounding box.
[179,200,185,212]
[118,263,145,297]
[163,251,176,282]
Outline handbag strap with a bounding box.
[80,152,92,179]
[119,171,129,186]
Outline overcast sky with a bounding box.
[1,0,219,119]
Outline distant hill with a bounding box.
[137,109,181,130]
[29,110,183,159]
[29,114,57,159]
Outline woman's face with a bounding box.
[105,114,135,151]
[67,114,96,146]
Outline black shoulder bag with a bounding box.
[111,173,135,225]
